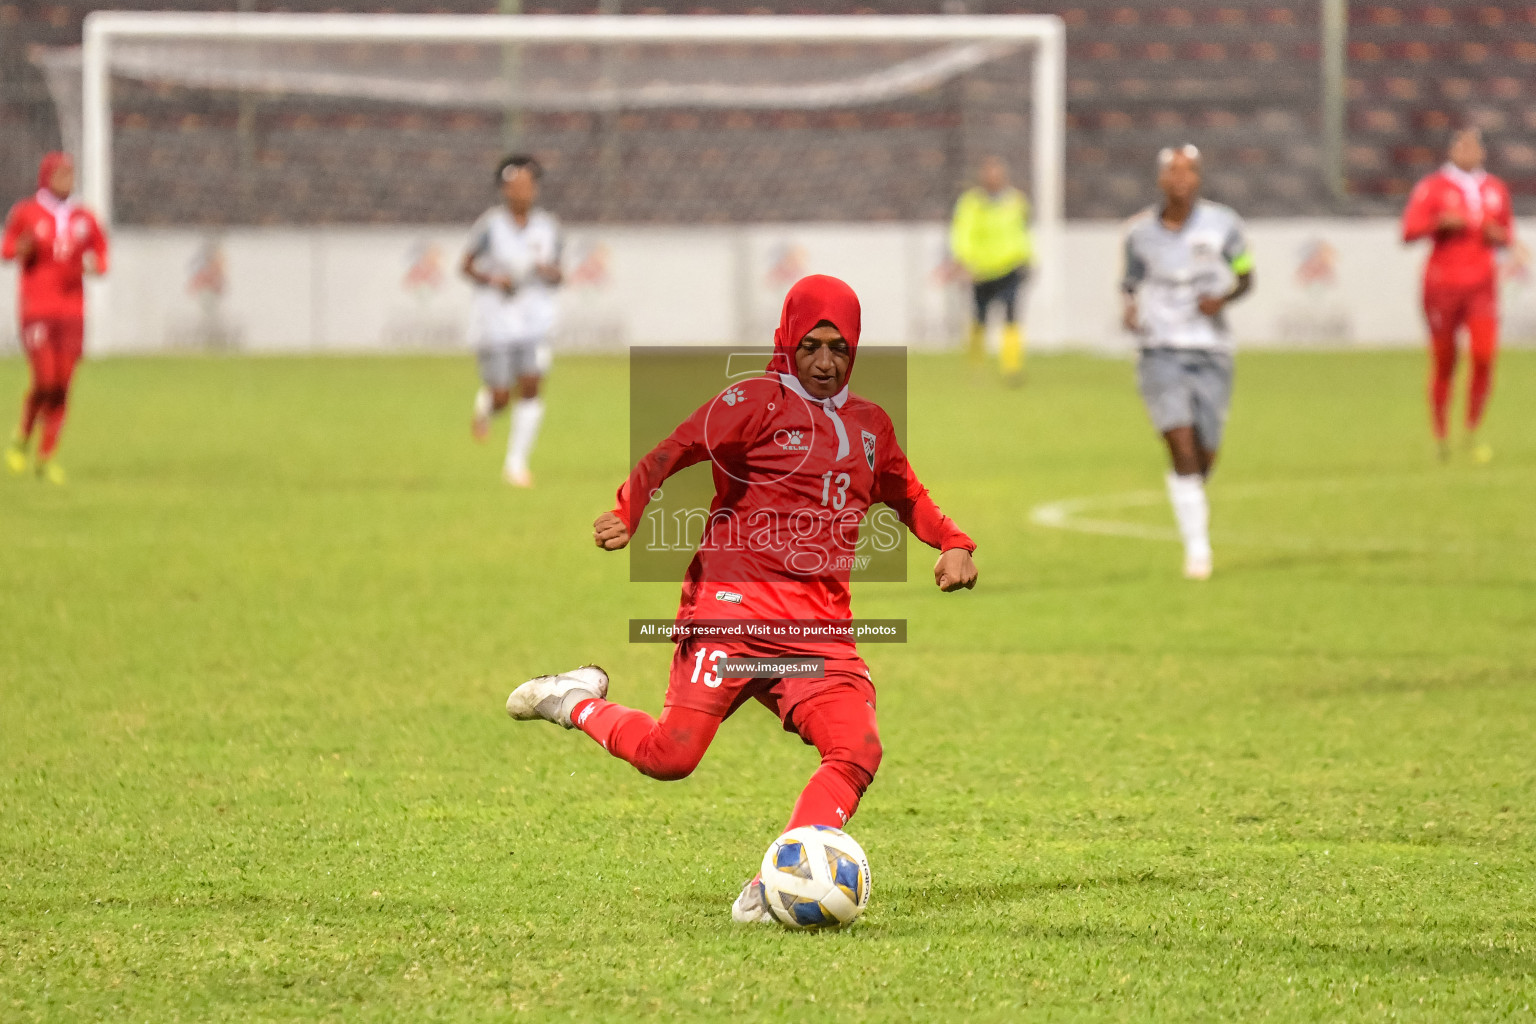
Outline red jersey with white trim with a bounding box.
[1401,167,1513,290]
[613,371,974,645]
[2,192,109,320]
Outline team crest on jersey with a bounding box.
[861,430,877,470]
[720,386,747,407]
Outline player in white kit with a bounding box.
[461,155,563,487]
[1121,145,1254,580]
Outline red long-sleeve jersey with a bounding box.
[2,191,108,321]
[1401,166,1513,291]
[614,371,974,636]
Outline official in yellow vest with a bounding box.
[949,156,1033,380]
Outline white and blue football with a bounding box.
[759,825,871,929]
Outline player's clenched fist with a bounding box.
[593,510,630,551]
[934,547,978,592]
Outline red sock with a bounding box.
[1465,315,1497,431]
[19,388,42,441]
[1467,360,1493,431]
[570,698,643,751]
[786,763,865,830]
[1428,330,1457,441]
[782,685,883,831]
[39,397,67,458]
[573,699,720,782]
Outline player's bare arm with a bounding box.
[593,510,630,551]
[460,251,515,295]
[1121,293,1138,331]
[934,547,977,592]
[534,263,563,286]
[1483,220,1509,246]
[1198,270,1254,317]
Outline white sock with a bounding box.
[506,397,545,474]
[1165,472,1211,562]
[473,386,493,419]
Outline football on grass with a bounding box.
[759,825,871,929]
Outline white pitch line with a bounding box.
[1027,477,1486,556]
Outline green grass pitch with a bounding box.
[2,349,1533,1022]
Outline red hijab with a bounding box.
[769,274,862,385]
[37,151,72,193]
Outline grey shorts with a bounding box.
[1136,347,1234,450]
[476,341,550,390]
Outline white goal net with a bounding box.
[40,14,1064,350]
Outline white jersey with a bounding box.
[1122,199,1252,351]
[465,206,562,347]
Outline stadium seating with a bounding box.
[1,0,1531,223]
[1346,2,1536,204]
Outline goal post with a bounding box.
[76,11,1066,346]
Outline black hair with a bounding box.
[497,154,543,183]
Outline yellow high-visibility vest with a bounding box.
[949,186,1032,282]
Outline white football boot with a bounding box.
[505,665,609,729]
[1183,552,1213,581]
[731,875,773,924]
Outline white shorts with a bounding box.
[1136,347,1234,451]
[476,340,550,390]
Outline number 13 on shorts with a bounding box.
[691,647,726,688]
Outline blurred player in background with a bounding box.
[461,154,562,487]
[2,152,108,484]
[1122,145,1253,581]
[1401,128,1513,463]
[949,156,1032,383]
[503,274,978,923]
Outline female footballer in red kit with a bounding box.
[3,153,109,483]
[1401,129,1514,461]
[504,274,978,922]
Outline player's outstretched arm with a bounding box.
[593,510,631,551]
[873,424,978,592]
[599,390,749,554]
[934,548,978,592]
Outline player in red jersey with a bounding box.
[1401,129,1514,463]
[504,274,978,922]
[2,152,109,483]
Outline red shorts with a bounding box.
[21,317,85,383]
[665,638,876,734]
[1423,280,1497,336]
